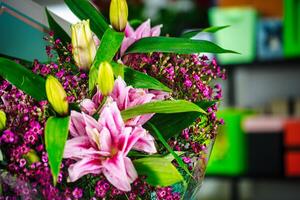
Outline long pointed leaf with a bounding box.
[133,157,184,186]
[148,122,192,176]
[121,100,206,121]
[64,0,109,38]
[181,25,230,38]
[111,62,171,92]
[45,116,70,185]
[45,8,71,43]
[89,29,124,91]
[126,37,238,54]
[146,101,216,139]
[0,57,47,101]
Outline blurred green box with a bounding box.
[284,0,300,57]
[209,7,257,64]
[206,109,252,176]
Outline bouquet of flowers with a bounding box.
[0,0,235,199]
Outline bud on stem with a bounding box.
[97,62,115,96]
[110,0,128,31]
[46,75,69,116]
[0,110,6,131]
[71,20,97,71]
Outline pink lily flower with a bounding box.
[81,77,169,126]
[120,19,163,56]
[64,101,157,191]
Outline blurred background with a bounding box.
[1,0,300,199]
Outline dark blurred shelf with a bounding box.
[223,57,300,106]
[206,174,300,182]
[206,174,300,200]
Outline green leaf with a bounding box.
[121,100,206,121]
[111,62,125,79]
[202,25,230,33]
[64,0,109,38]
[126,37,238,54]
[146,100,215,139]
[45,8,71,43]
[148,123,192,176]
[163,151,185,162]
[111,62,171,92]
[0,57,47,101]
[133,157,184,187]
[45,116,70,185]
[181,25,230,38]
[129,19,143,28]
[89,29,124,91]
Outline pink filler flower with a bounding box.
[64,101,156,191]
[120,19,162,56]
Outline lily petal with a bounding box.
[124,157,138,183]
[82,112,102,131]
[99,102,124,142]
[99,127,112,152]
[70,111,87,137]
[120,37,136,56]
[80,99,97,115]
[64,136,109,159]
[151,24,163,36]
[135,19,151,38]
[124,23,135,37]
[68,157,102,182]
[111,77,131,110]
[102,153,132,191]
[133,131,157,154]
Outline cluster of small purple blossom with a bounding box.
[124,52,226,157]
[123,53,226,102]
[44,31,73,64]
[32,60,88,104]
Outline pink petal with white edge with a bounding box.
[64,136,110,159]
[135,19,151,38]
[111,77,131,110]
[91,89,104,107]
[82,112,102,131]
[150,90,170,100]
[120,37,136,56]
[99,102,124,141]
[129,126,157,154]
[64,136,91,158]
[151,24,163,36]
[68,157,102,182]
[124,157,138,183]
[80,99,97,115]
[99,127,112,152]
[124,23,135,37]
[102,153,132,191]
[70,111,87,137]
[118,127,134,154]
[125,113,154,126]
[133,131,157,154]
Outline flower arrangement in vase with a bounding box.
[0,0,236,199]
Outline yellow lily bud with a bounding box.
[71,20,97,71]
[24,149,40,165]
[110,0,128,31]
[45,75,69,116]
[0,110,6,131]
[97,61,115,96]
